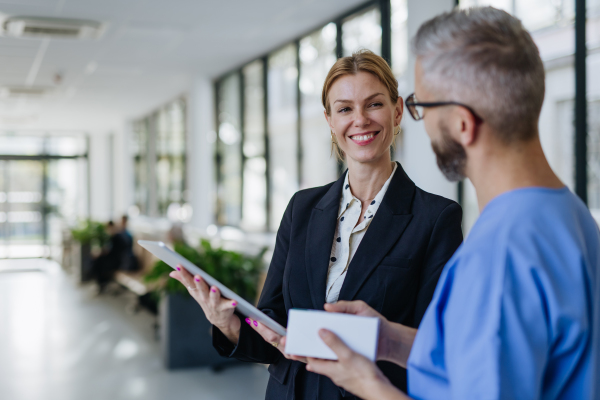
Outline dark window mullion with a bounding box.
[263,56,271,231]
[239,70,246,224]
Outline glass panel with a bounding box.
[268,44,299,231]
[588,2,600,214]
[44,136,87,156]
[459,0,574,31]
[218,73,243,226]
[587,101,600,210]
[156,99,187,218]
[391,0,409,79]
[242,61,267,231]
[0,136,44,155]
[299,24,339,190]
[0,161,45,258]
[342,7,382,56]
[132,119,149,215]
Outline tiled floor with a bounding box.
[0,259,269,400]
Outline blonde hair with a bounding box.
[322,50,399,160]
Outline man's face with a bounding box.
[414,60,467,182]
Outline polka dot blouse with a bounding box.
[325,163,398,303]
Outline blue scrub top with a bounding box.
[408,187,600,400]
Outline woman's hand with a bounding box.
[245,318,308,363]
[306,329,410,400]
[169,265,240,344]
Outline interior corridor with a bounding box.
[0,259,269,400]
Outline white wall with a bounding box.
[88,132,113,221]
[401,0,458,201]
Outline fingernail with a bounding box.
[195,277,200,282]
[211,288,216,293]
[253,320,258,327]
[176,267,181,271]
[245,318,250,324]
[232,302,237,307]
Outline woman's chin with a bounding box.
[346,150,388,165]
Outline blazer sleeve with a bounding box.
[413,202,463,327]
[212,193,296,364]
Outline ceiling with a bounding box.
[0,0,367,133]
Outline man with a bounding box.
[299,7,600,400]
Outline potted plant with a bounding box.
[70,220,109,282]
[144,239,266,370]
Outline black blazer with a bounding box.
[213,162,463,399]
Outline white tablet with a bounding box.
[138,240,287,337]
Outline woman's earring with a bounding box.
[394,126,401,136]
[331,131,337,144]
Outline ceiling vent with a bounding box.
[2,17,104,39]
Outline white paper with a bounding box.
[284,309,379,361]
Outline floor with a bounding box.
[0,259,270,400]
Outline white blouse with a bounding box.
[325,163,398,303]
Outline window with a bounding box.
[268,44,299,231]
[299,23,339,189]
[132,97,188,219]
[213,2,398,232]
[391,0,409,80]
[242,60,268,231]
[217,74,243,226]
[132,119,149,215]
[342,7,382,56]
[156,99,187,219]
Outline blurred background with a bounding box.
[0,0,598,399]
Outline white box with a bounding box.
[285,309,380,361]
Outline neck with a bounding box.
[346,154,394,203]
[467,135,564,212]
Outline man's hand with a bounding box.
[324,301,417,367]
[306,329,411,400]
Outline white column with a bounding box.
[402,0,457,201]
[187,77,216,230]
[88,132,112,221]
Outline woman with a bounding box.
[170,50,462,399]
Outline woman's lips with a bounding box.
[349,131,379,146]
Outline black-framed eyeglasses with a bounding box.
[405,93,484,123]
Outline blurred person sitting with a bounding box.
[118,215,138,272]
[302,7,600,400]
[92,221,128,293]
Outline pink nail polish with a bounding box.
[232,302,237,307]
[195,278,200,282]
[253,320,258,327]
[176,267,181,271]
[245,318,250,324]
[211,288,216,293]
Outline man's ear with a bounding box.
[456,107,478,147]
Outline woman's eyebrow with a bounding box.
[333,93,385,105]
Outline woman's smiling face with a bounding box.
[325,71,403,165]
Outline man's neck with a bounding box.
[467,136,564,212]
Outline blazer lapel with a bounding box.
[305,172,346,310]
[338,162,416,302]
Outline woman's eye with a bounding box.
[369,102,383,108]
[338,107,350,113]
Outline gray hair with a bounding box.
[413,6,545,143]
